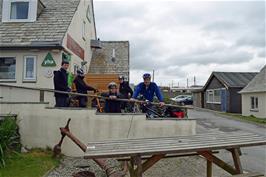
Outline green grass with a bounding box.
[220,113,266,125]
[0,149,60,177]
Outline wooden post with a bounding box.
[40,90,44,102]
[207,160,212,177]
[135,155,142,177]
[230,148,243,174]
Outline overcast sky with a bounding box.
[94,0,266,87]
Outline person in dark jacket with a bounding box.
[118,76,133,111]
[101,82,122,113]
[53,61,70,107]
[74,69,96,107]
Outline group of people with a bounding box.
[53,60,165,113]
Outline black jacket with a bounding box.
[53,68,69,97]
[119,81,133,98]
[101,92,121,113]
[74,76,95,94]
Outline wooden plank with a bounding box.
[230,148,243,174]
[198,151,238,175]
[138,154,165,173]
[207,159,212,177]
[85,138,266,158]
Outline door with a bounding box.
[220,88,227,112]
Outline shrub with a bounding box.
[0,116,21,167]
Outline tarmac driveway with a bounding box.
[188,109,266,175]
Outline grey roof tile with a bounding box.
[0,0,80,47]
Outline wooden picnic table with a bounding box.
[84,131,266,177]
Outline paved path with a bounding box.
[188,109,266,175]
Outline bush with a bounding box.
[0,116,21,167]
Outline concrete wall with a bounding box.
[0,103,196,157]
[62,0,97,73]
[241,92,266,118]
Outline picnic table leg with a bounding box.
[228,148,243,174]
[206,160,212,177]
[135,155,143,177]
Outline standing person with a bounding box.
[74,69,96,107]
[118,76,133,111]
[131,73,165,114]
[53,61,71,107]
[101,82,122,113]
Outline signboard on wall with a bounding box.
[67,34,85,60]
[62,53,71,62]
[42,52,56,67]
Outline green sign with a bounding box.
[42,52,56,67]
[62,53,71,62]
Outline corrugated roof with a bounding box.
[0,0,80,47]
[213,72,258,88]
[240,65,266,93]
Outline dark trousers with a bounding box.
[55,97,69,107]
[78,96,87,107]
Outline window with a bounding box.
[10,2,29,19]
[250,97,258,110]
[0,57,16,80]
[206,89,221,104]
[82,21,86,40]
[23,56,36,81]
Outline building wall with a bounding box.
[88,41,130,81]
[192,92,203,108]
[62,0,97,73]
[241,92,266,118]
[0,103,196,156]
[228,88,242,113]
[204,77,226,111]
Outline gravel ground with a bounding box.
[46,156,230,177]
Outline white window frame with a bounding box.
[0,57,16,82]
[23,55,37,82]
[206,88,221,104]
[250,96,259,111]
[2,0,38,22]
[86,5,91,23]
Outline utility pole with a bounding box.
[187,78,189,88]
[194,76,196,86]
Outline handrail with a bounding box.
[0,84,193,109]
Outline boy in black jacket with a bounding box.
[101,82,122,113]
[74,69,96,107]
[53,61,70,107]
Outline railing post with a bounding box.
[40,90,44,102]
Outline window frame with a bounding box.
[23,55,37,82]
[250,96,259,111]
[82,20,86,41]
[206,88,221,104]
[86,5,91,23]
[10,1,29,20]
[0,57,16,82]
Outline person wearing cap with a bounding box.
[101,82,122,113]
[53,60,71,107]
[74,68,97,107]
[131,73,165,107]
[118,76,133,111]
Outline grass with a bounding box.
[220,112,266,126]
[0,149,60,177]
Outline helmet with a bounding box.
[108,82,117,89]
[143,73,151,79]
[77,68,84,75]
[118,75,124,80]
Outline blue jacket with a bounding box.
[132,82,164,102]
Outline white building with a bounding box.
[0,0,99,104]
[239,65,266,118]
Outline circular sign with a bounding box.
[44,68,54,78]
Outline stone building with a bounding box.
[88,41,130,81]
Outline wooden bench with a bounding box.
[84,131,266,177]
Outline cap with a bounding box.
[108,82,117,89]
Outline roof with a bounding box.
[0,0,80,48]
[240,65,266,93]
[203,71,258,90]
[88,41,130,79]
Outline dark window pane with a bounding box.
[0,57,16,79]
[10,2,29,19]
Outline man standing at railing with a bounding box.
[53,61,71,107]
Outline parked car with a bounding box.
[170,95,190,102]
[179,96,193,105]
